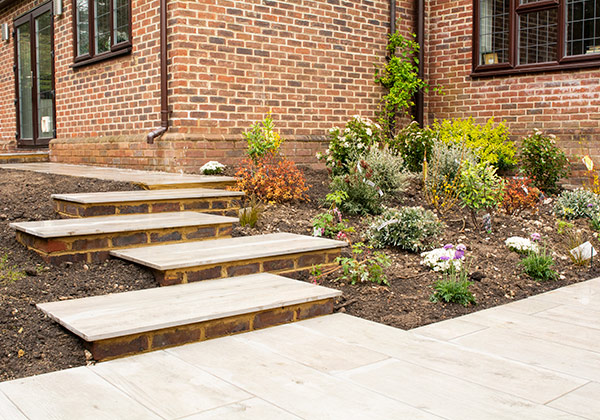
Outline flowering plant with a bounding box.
[519,129,570,194]
[317,116,383,176]
[200,161,226,175]
[505,235,539,254]
[421,243,466,272]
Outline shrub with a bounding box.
[520,246,557,281]
[389,121,436,172]
[430,263,476,307]
[423,142,474,215]
[520,129,570,194]
[432,117,516,171]
[553,189,600,220]
[363,147,410,195]
[367,206,444,252]
[234,155,309,203]
[501,177,541,216]
[244,114,283,163]
[459,161,505,229]
[329,166,383,216]
[312,242,391,286]
[317,116,383,176]
[312,194,355,240]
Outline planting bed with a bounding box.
[1,167,598,381]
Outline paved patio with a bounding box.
[1,277,598,419]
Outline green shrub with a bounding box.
[389,121,436,172]
[318,116,383,176]
[520,247,557,281]
[430,264,476,307]
[554,189,600,220]
[363,147,410,195]
[244,114,283,163]
[520,129,570,194]
[367,206,444,252]
[432,117,516,171]
[330,168,383,216]
[459,161,505,229]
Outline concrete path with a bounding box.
[1,278,598,419]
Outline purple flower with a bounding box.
[456,244,466,252]
[439,255,450,261]
[530,233,541,242]
[588,203,594,208]
[453,250,465,260]
[443,244,454,250]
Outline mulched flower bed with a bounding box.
[1,167,598,381]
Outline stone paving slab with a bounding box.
[10,212,237,238]
[52,188,244,204]
[111,232,346,271]
[0,162,235,189]
[3,278,599,419]
[37,273,341,341]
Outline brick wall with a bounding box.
[425,0,600,178]
[3,0,414,172]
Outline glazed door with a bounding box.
[15,3,55,147]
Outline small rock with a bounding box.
[338,307,346,313]
[61,261,73,269]
[24,267,38,277]
[83,264,89,271]
[0,214,7,220]
[470,271,485,281]
[559,274,566,280]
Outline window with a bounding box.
[73,0,131,66]
[473,0,600,75]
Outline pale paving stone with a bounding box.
[236,322,390,374]
[453,327,600,381]
[547,381,600,419]
[52,187,243,203]
[167,335,442,420]
[91,351,251,419]
[534,304,600,330]
[0,391,27,420]
[0,366,161,420]
[499,297,561,315]
[341,358,583,420]
[411,317,489,340]
[297,314,586,404]
[180,398,302,420]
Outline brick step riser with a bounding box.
[16,224,233,265]
[53,198,240,218]
[154,249,341,286]
[86,298,335,361]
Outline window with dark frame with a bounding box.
[473,0,600,75]
[73,0,131,66]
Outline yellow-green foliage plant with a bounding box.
[432,117,516,171]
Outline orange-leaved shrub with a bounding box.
[233,154,309,203]
[501,178,541,216]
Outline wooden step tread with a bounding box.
[52,188,243,204]
[111,232,346,271]
[10,212,237,238]
[37,273,341,342]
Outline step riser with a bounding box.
[54,198,240,218]
[143,181,236,190]
[0,153,49,164]
[16,224,233,264]
[154,249,341,286]
[86,298,335,361]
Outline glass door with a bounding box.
[15,3,55,147]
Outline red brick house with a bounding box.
[1,0,599,172]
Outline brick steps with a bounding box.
[52,188,244,218]
[37,273,341,360]
[11,212,237,264]
[110,232,346,286]
[0,151,49,164]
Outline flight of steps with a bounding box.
[0,151,49,164]
[12,173,346,361]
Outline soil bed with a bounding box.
[1,167,598,381]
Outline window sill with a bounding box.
[471,59,600,78]
[71,47,132,70]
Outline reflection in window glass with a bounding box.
[114,0,130,44]
[479,0,510,65]
[519,8,558,64]
[95,0,111,54]
[36,11,54,138]
[17,23,33,139]
[76,0,89,56]
[566,0,600,55]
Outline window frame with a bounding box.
[472,0,600,77]
[71,0,132,68]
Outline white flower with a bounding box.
[325,148,330,155]
[200,161,225,174]
[315,152,323,159]
[329,127,337,133]
[505,236,538,254]
[344,128,351,134]
[420,247,463,271]
[366,128,372,136]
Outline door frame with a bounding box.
[14,1,55,148]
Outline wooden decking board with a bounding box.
[110,233,346,271]
[10,212,237,238]
[51,188,243,204]
[37,273,341,341]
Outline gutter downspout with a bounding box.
[415,0,425,127]
[147,0,169,144]
[390,0,396,35]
